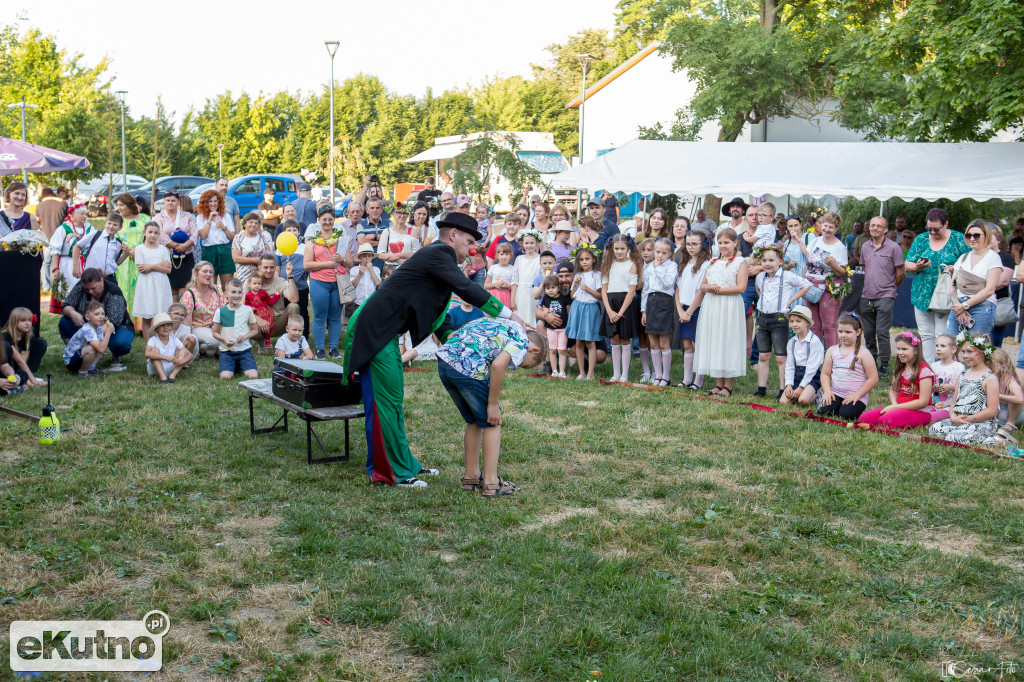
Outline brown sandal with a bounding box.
[481,477,520,498]
[460,476,482,491]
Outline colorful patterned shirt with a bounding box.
[435,318,530,381]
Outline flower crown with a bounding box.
[516,228,543,243]
[955,330,995,358]
[570,242,602,259]
[897,331,921,346]
[66,203,87,218]
[751,244,784,261]
[806,207,826,225]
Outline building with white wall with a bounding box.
[566,42,868,163]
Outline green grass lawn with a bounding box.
[1,314,1022,681]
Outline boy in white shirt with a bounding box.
[351,243,381,305]
[275,314,314,359]
[782,305,825,406]
[145,313,192,383]
[62,301,113,377]
[212,278,259,379]
[752,201,779,248]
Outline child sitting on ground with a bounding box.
[212,278,259,379]
[275,314,314,359]
[929,333,965,422]
[817,313,878,421]
[62,301,114,377]
[145,312,193,383]
[858,331,934,429]
[985,348,1023,447]
[245,273,279,351]
[3,307,48,387]
[435,318,547,498]
[448,296,485,330]
[781,305,825,405]
[929,334,1000,445]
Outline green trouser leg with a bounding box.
[364,338,423,484]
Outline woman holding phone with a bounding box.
[904,208,969,364]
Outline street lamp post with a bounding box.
[325,40,340,205]
[217,144,225,178]
[115,90,127,193]
[6,96,39,184]
[575,54,594,221]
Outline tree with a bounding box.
[657,0,887,141]
[449,133,542,209]
[835,0,1024,141]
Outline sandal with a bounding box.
[481,477,520,498]
[460,476,482,491]
[720,387,733,396]
[706,387,721,396]
[990,424,1018,447]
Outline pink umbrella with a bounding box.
[0,136,90,176]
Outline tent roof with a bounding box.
[550,140,1024,201]
[0,137,90,176]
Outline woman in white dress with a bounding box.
[133,222,173,334]
[682,228,749,396]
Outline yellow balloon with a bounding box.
[276,231,298,256]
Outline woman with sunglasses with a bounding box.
[944,219,1001,337]
[904,208,969,364]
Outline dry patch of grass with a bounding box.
[521,507,598,532]
[605,497,668,516]
[0,448,22,463]
[514,410,581,435]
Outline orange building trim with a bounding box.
[565,42,662,110]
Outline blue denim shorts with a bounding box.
[438,359,494,429]
[219,348,257,374]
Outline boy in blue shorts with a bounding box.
[63,301,114,377]
[435,318,546,498]
[212,278,259,379]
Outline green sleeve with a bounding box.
[480,295,505,318]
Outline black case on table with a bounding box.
[272,359,361,409]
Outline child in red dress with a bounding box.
[245,274,280,349]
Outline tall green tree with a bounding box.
[835,0,1024,141]
[656,0,887,141]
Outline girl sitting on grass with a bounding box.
[985,348,1023,447]
[929,333,1000,445]
[817,313,878,421]
[858,332,934,429]
[928,334,965,423]
[2,307,47,387]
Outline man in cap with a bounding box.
[291,183,319,228]
[344,211,526,488]
[417,176,442,217]
[588,199,621,250]
[456,194,473,215]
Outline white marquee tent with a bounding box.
[550,140,1024,201]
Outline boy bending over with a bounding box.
[435,318,546,498]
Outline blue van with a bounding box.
[226,174,305,214]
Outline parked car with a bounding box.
[80,174,149,216]
[153,182,215,213]
[224,174,305,215]
[127,175,215,211]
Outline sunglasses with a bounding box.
[966,232,985,240]
[927,226,942,232]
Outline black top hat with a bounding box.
[721,196,750,216]
[435,211,482,240]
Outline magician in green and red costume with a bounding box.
[343,212,527,486]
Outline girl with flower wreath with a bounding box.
[858,331,934,429]
[929,334,1001,445]
[510,229,543,325]
[684,228,749,396]
[48,203,94,308]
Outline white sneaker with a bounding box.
[397,477,428,488]
[608,376,620,383]
[418,468,440,476]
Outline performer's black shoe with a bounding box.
[397,477,428,488]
